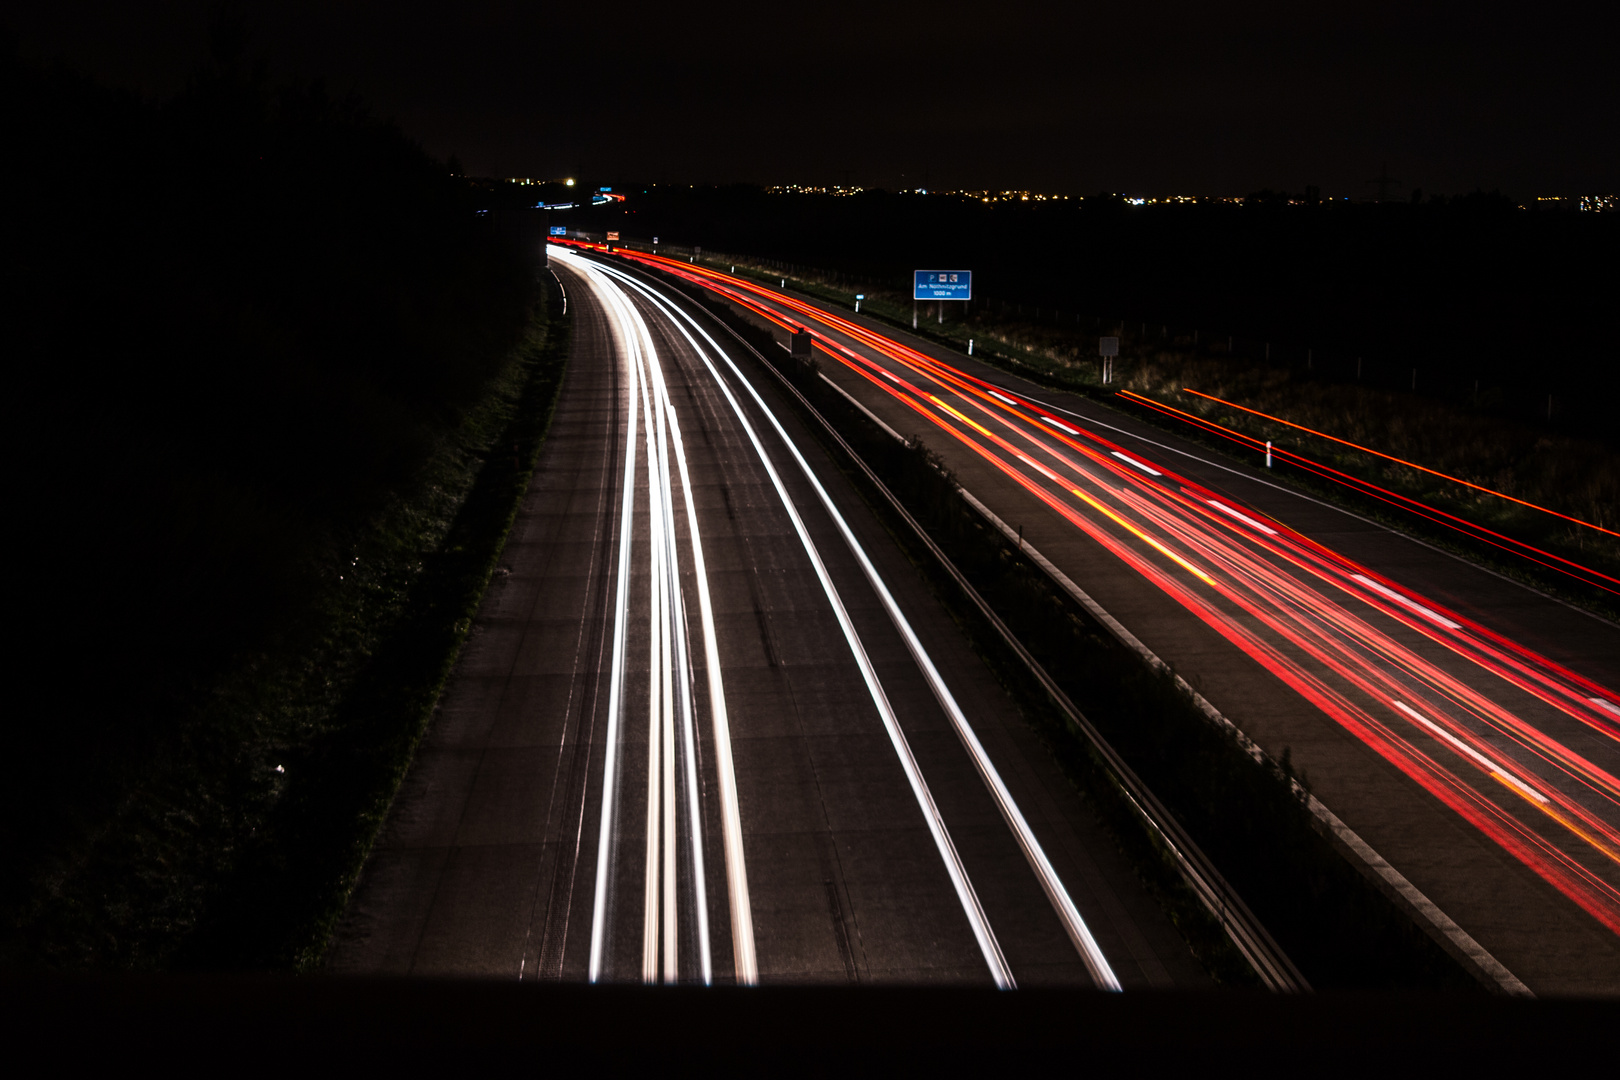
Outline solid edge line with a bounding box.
[960,488,1533,999]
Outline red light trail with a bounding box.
[566,242,1620,937]
[1177,386,1620,542]
[1115,390,1620,598]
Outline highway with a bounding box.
[605,250,1620,995]
[327,247,1208,988]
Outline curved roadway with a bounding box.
[327,249,1207,989]
[640,259,1620,996]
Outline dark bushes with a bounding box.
[2,45,537,962]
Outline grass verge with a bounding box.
[1,273,569,972]
[176,273,573,971]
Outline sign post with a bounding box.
[1099,336,1119,385]
[855,293,864,313]
[914,270,971,330]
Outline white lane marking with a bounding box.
[757,291,1534,992]
[580,257,641,984]
[1592,698,1620,719]
[567,250,751,986]
[962,487,1529,996]
[1351,574,1462,630]
[600,267,1019,988]
[1042,416,1079,435]
[985,382,1619,632]
[1110,451,1162,477]
[989,390,1018,405]
[1015,453,1065,485]
[1207,499,1279,536]
[1393,701,1548,803]
[606,265,1123,989]
[575,254,718,986]
[646,323,715,986]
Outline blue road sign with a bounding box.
[549,225,567,236]
[914,270,972,300]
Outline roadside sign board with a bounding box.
[606,231,620,241]
[1099,336,1120,357]
[549,225,566,236]
[914,270,972,300]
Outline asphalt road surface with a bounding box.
[327,248,1208,989]
[640,258,1620,996]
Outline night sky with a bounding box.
[11,1,1616,196]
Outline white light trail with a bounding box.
[596,264,1014,986]
[646,320,715,986]
[601,262,1122,990]
[571,250,720,986]
[585,259,642,984]
[640,335,667,984]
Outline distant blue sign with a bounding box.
[914,270,972,300]
[549,225,567,236]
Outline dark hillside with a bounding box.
[2,43,537,963]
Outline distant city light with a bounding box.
[755,186,1620,209]
[764,184,867,196]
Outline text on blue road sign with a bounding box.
[914,270,972,300]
